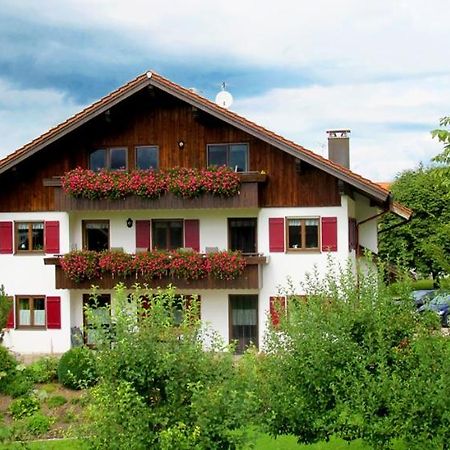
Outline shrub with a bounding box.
[0,346,18,394]
[25,413,52,436]
[3,375,34,398]
[9,396,40,419]
[57,347,97,389]
[47,395,67,408]
[26,356,59,383]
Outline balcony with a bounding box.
[44,254,267,290]
[45,172,267,211]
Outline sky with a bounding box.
[0,0,449,181]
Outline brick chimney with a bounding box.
[327,129,350,168]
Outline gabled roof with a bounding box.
[0,70,411,218]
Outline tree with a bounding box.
[0,285,12,344]
[379,164,450,279]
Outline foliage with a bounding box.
[26,356,59,384]
[431,116,450,167]
[9,396,40,420]
[0,346,18,394]
[61,166,240,200]
[57,347,97,390]
[25,413,53,436]
[257,260,449,449]
[0,286,12,343]
[61,249,246,283]
[379,163,450,279]
[46,395,67,408]
[79,284,255,449]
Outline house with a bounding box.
[0,71,411,355]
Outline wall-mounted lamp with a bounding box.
[126,218,133,228]
[177,140,185,150]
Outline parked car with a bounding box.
[411,290,436,307]
[417,292,449,327]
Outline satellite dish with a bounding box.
[215,82,233,109]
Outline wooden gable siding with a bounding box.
[0,89,340,212]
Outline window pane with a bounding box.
[19,298,31,326]
[17,224,30,251]
[32,223,44,251]
[305,220,319,248]
[90,149,106,171]
[288,220,301,249]
[34,298,46,326]
[85,222,109,251]
[229,218,257,253]
[169,221,183,250]
[110,148,127,170]
[229,144,248,172]
[208,145,227,167]
[152,222,168,250]
[136,146,158,170]
[230,295,258,354]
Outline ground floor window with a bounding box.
[229,295,258,354]
[16,296,46,328]
[82,294,111,346]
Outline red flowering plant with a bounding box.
[132,251,171,279]
[60,250,100,282]
[62,166,241,200]
[168,250,208,280]
[98,250,133,278]
[201,166,240,197]
[206,250,246,280]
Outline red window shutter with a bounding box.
[269,218,285,252]
[321,217,338,252]
[0,221,13,254]
[136,220,151,250]
[184,220,200,252]
[270,296,286,327]
[45,221,60,254]
[348,218,357,251]
[6,299,14,328]
[46,296,61,329]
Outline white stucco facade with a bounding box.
[1,193,382,354]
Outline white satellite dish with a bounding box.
[215,83,233,109]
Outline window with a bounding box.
[16,296,45,328]
[229,295,258,354]
[82,220,109,251]
[15,222,44,252]
[228,218,257,254]
[287,218,319,250]
[83,294,111,346]
[89,148,127,171]
[152,220,183,250]
[207,143,249,172]
[136,146,159,170]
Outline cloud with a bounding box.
[233,75,448,180]
[0,78,85,156]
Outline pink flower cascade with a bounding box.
[61,166,240,200]
[61,250,246,282]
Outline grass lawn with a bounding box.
[0,439,87,449]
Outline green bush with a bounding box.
[57,347,97,389]
[3,374,34,398]
[9,396,40,420]
[47,395,67,408]
[27,356,59,383]
[25,413,52,436]
[0,346,18,394]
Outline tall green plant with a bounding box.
[258,260,448,449]
[0,285,12,343]
[80,283,256,449]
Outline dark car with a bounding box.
[417,292,450,327]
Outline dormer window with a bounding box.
[207,143,248,172]
[89,148,127,171]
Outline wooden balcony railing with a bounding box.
[45,173,267,211]
[44,254,268,290]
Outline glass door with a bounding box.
[229,295,258,354]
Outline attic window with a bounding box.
[89,148,127,171]
[207,143,248,172]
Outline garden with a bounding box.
[0,262,449,450]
